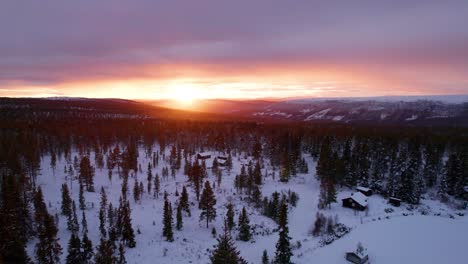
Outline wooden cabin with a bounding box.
[217,155,228,161]
[389,197,402,207]
[345,252,369,264]
[342,192,368,211]
[197,152,211,160]
[356,186,372,196]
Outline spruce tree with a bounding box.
[147,163,153,194]
[79,183,86,210]
[226,203,235,231]
[67,201,79,234]
[36,213,63,264]
[120,200,136,248]
[237,207,251,242]
[210,221,247,264]
[117,243,127,264]
[274,203,293,264]
[66,233,82,264]
[199,181,217,228]
[82,230,93,263]
[34,187,63,264]
[94,238,115,264]
[99,187,108,238]
[154,173,160,198]
[61,183,72,217]
[176,203,183,230]
[180,185,191,216]
[81,211,88,234]
[162,198,174,241]
[262,250,269,264]
[133,176,140,202]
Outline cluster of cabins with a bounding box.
[342,186,402,211]
[197,152,228,167]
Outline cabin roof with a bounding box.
[357,186,371,192]
[198,152,211,156]
[389,197,401,201]
[343,192,368,207]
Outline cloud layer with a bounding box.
[1,0,467,98]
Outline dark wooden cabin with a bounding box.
[389,197,401,207]
[197,152,211,160]
[356,186,372,196]
[345,252,369,264]
[342,192,368,211]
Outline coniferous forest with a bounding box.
[1,99,467,263]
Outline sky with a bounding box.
[1,0,468,100]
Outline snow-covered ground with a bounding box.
[28,146,468,263]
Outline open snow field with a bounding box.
[28,146,468,263]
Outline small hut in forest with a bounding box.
[342,192,368,211]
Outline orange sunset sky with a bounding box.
[1,1,467,100]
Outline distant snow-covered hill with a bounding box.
[243,98,468,126]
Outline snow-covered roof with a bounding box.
[348,192,368,207]
[217,159,227,165]
[357,186,371,192]
[198,152,211,156]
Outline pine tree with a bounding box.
[66,233,82,264]
[154,173,160,198]
[274,203,293,264]
[94,238,115,264]
[133,176,140,202]
[81,211,88,234]
[199,181,217,228]
[162,198,174,241]
[176,203,183,230]
[237,207,251,242]
[34,187,62,264]
[61,183,72,217]
[262,250,269,264]
[180,185,191,216]
[80,156,95,192]
[117,243,127,264]
[36,213,63,264]
[81,230,93,263]
[120,200,136,248]
[210,220,247,264]
[99,187,108,238]
[226,203,235,231]
[79,182,86,210]
[67,201,79,234]
[147,163,153,194]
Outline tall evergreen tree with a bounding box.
[79,182,86,210]
[199,181,217,228]
[66,233,82,264]
[120,199,136,248]
[34,187,63,264]
[176,203,183,230]
[180,186,191,216]
[210,221,247,264]
[99,187,108,238]
[237,207,251,242]
[147,163,153,194]
[226,203,235,231]
[61,183,72,217]
[79,156,95,192]
[162,198,174,241]
[262,250,269,264]
[81,231,93,263]
[154,173,160,198]
[274,203,293,264]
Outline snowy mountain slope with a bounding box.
[28,145,468,263]
[245,99,468,126]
